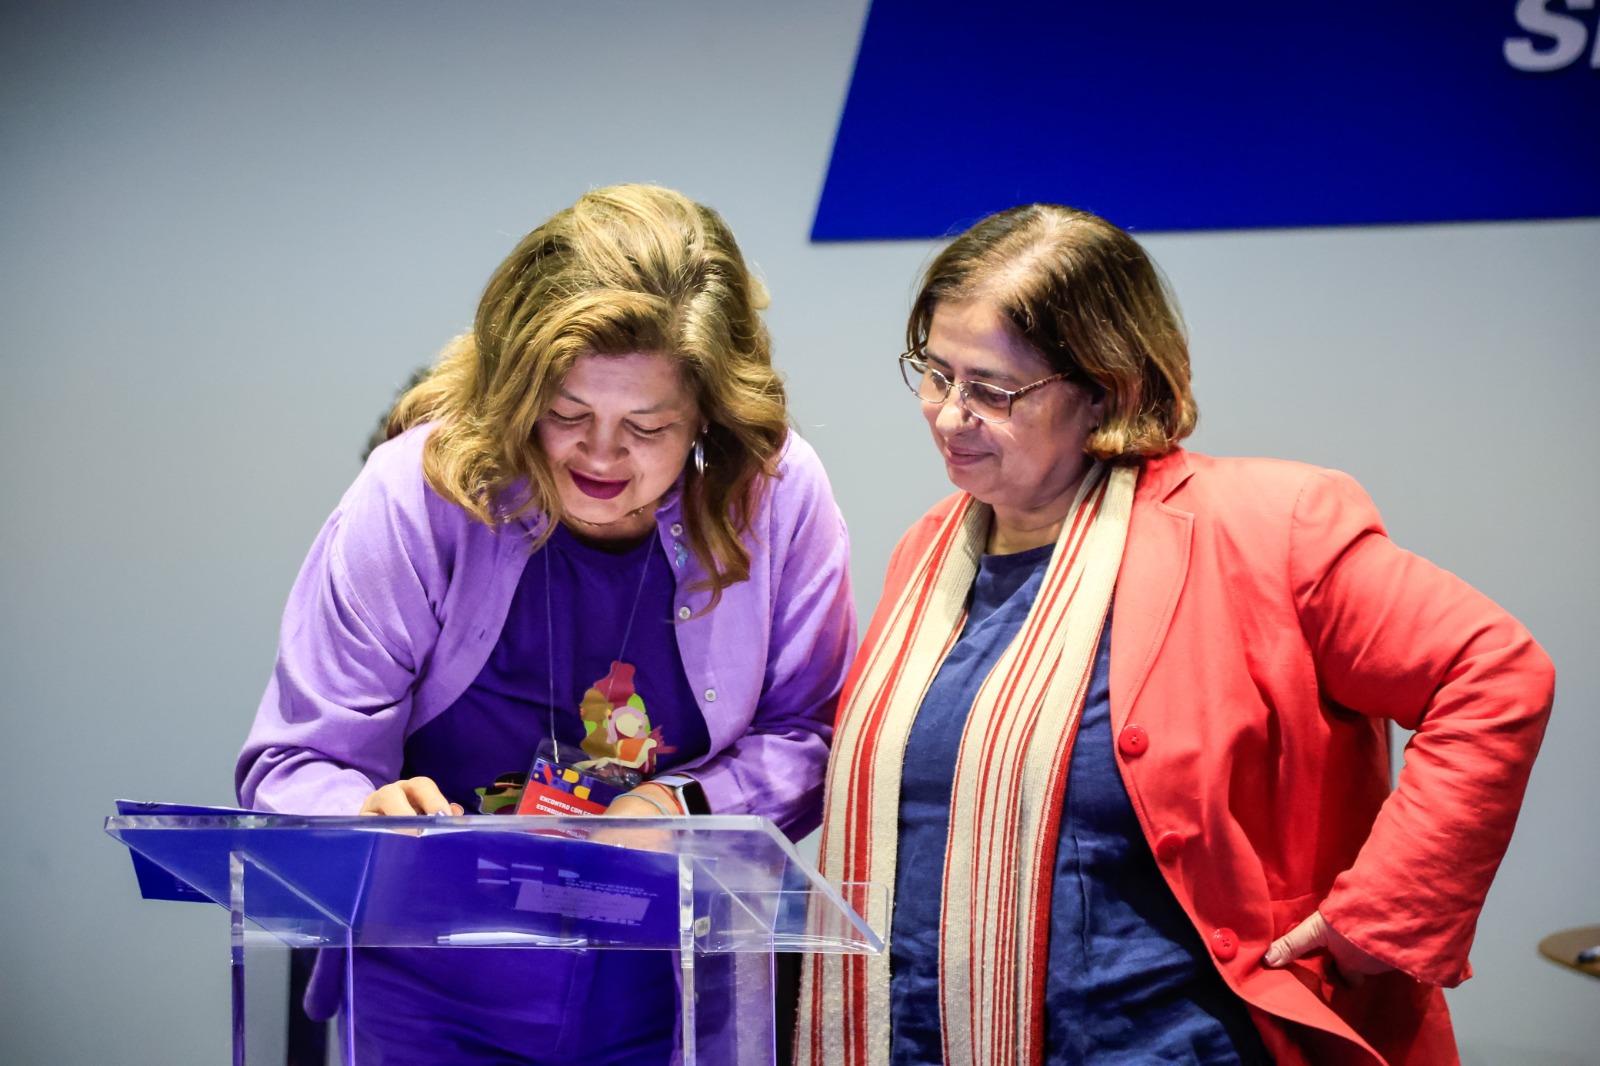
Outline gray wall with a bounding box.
[2,3,1595,1063]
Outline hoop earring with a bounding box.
[692,435,706,476]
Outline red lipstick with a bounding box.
[570,471,628,500]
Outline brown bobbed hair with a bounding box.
[388,184,788,606]
[908,204,1197,460]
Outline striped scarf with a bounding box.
[800,463,1137,1066]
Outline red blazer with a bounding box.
[863,450,1554,1066]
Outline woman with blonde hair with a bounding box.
[237,184,855,1063]
[801,203,1552,1065]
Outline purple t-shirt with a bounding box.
[355,524,706,1064]
[403,522,710,812]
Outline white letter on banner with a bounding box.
[1504,0,1592,72]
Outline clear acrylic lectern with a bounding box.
[105,810,884,1065]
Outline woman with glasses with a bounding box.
[235,184,856,1064]
[800,204,1552,1066]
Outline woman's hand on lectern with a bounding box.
[359,776,463,816]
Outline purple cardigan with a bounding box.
[236,425,856,838]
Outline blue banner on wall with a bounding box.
[812,1,1599,239]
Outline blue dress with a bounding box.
[890,544,1270,1065]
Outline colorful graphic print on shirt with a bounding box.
[474,659,679,814]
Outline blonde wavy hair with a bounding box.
[388,184,788,604]
[909,204,1197,460]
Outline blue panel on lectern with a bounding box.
[812,1,1600,239]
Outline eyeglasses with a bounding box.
[897,351,1073,424]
